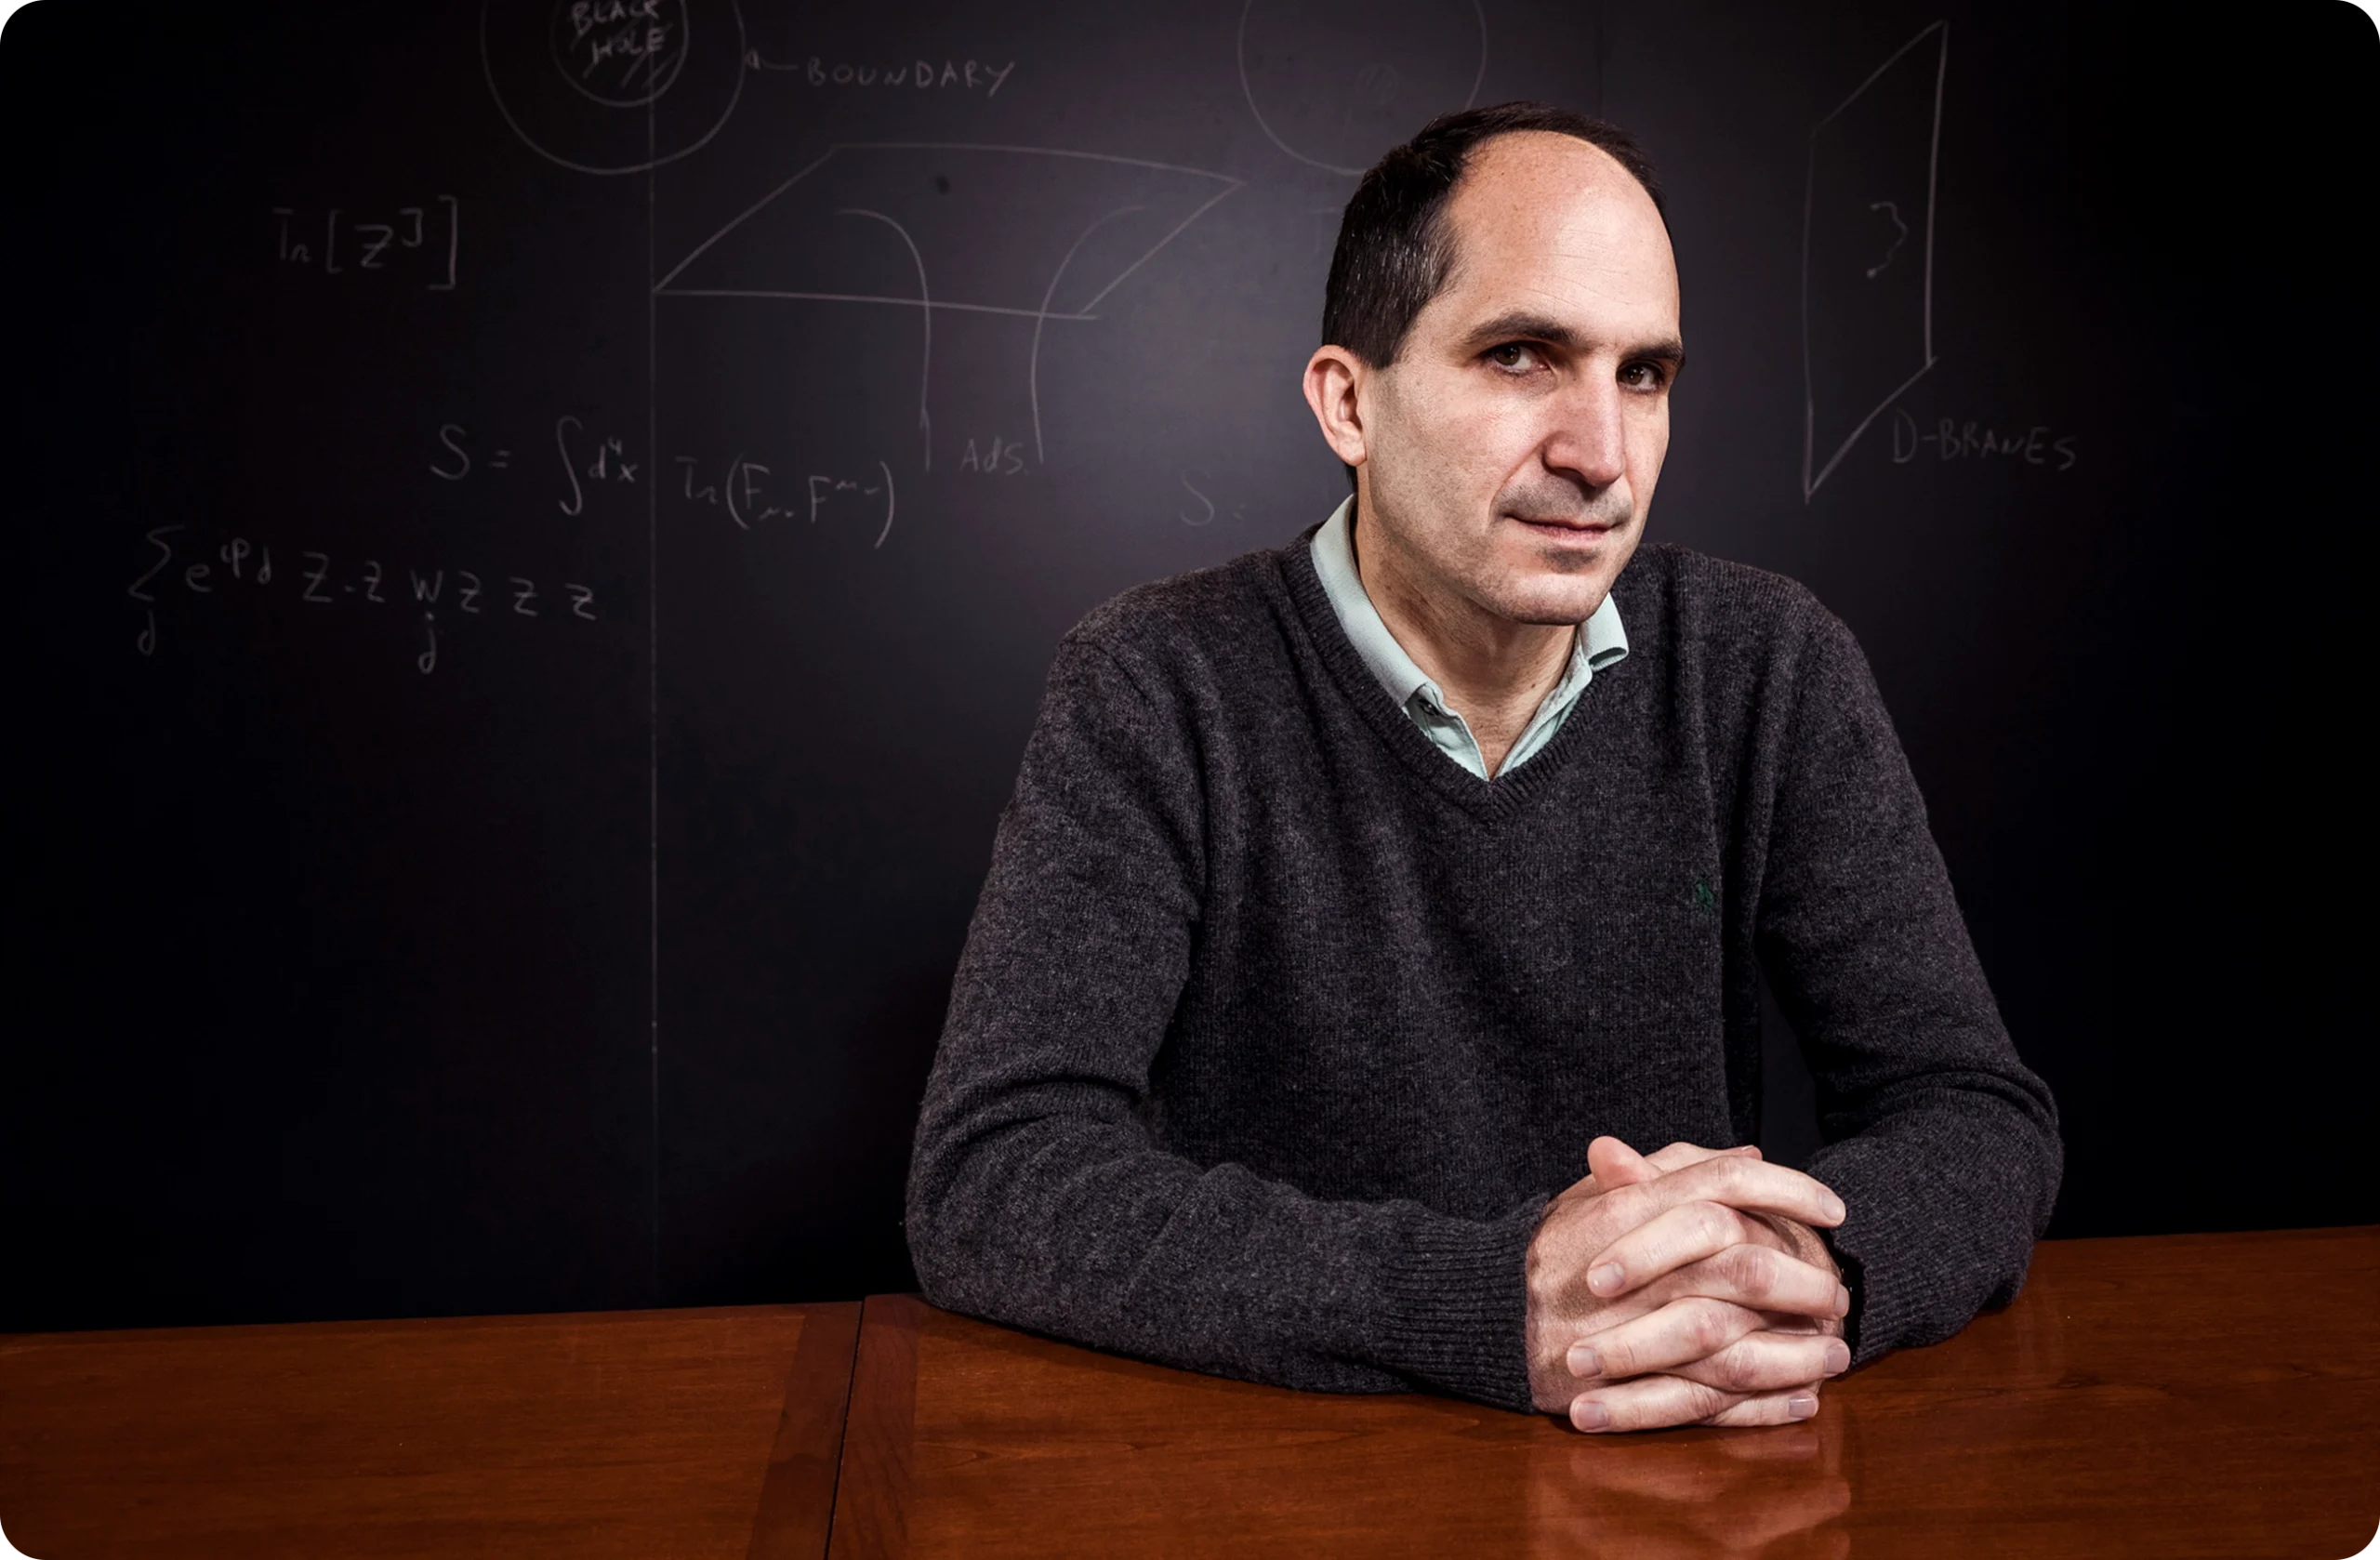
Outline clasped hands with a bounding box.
[1527,1137,1852,1432]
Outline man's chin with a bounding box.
[1481,557,1629,625]
[1485,579,1617,627]
[1485,530,1636,622]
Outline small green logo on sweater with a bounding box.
[1691,879,1717,914]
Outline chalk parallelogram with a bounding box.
[1801,21,1948,500]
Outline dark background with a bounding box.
[5,0,2371,1332]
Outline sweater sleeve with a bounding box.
[1755,608,2063,1367]
[906,631,1543,1411]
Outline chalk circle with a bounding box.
[549,0,693,108]
[483,0,743,176]
[1238,0,1487,177]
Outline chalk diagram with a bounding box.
[653,145,1243,470]
[482,0,747,176]
[1800,20,1947,500]
[1238,0,1487,176]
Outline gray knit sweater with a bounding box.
[907,535,2061,1413]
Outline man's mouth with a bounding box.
[1509,513,1620,535]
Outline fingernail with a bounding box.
[1588,1263,1625,1294]
[1788,1395,1819,1421]
[1574,1399,1610,1432]
[1823,1195,1847,1223]
[1824,1340,1851,1375]
[1568,1343,1602,1378]
[1833,1285,1852,1317]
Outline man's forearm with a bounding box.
[907,1071,1545,1408]
[907,632,1546,1410]
[1757,609,2063,1364]
[1804,1098,2057,1364]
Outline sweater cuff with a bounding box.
[1369,1201,1543,1412]
[1810,1147,1957,1368]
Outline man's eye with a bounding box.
[1620,362,1668,390]
[1486,342,1540,372]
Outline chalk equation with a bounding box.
[1890,411,2078,470]
[430,416,641,516]
[126,526,600,675]
[272,197,458,289]
[674,450,899,547]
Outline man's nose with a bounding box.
[1540,375,1629,490]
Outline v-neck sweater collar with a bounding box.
[1277,523,1636,824]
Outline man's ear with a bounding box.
[1302,345,1369,472]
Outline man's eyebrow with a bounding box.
[1461,311,1686,372]
[1461,311,1582,351]
[1635,337,1688,375]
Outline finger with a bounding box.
[1594,1157,1847,1263]
[1569,1296,1766,1380]
[1587,1135,1658,1191]
[1569,1373,1743,1434]
[1584,1200,1766,1298]
[1554,1141,1755,1208]
[1699,1385,1826,1427]
[1631,1242,1852,1321]
[1667,1330,1851,1395]
[1556,1134,1657,1203]
[1642,1141,1761,1175]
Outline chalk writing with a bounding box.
[554,415,640,515]
[958,436,1028,476]
[1865,200,1910,279]
[430,423,510,479]
[127,527,598,671]
[750,53,1016,95]
[674,449,898,547]
[1891,410,2077,470]
[483,0,745,176]
[1800,20,1949,500]
[1176,471,1247,528]
[272,197,458,289]
[806,467,899,547]
[552,0,689,107]
[430,417,640,515]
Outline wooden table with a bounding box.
[5,1231,2373,1558]
[0,1302,861,1560]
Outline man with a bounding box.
[906,104,2060,1432]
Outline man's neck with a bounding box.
[1349,505,1577,776]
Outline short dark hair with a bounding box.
[1320,103,1666,371]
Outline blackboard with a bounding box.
[6,0,2372,1331]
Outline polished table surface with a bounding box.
[3,1230,2373,1558]
[830,1227,2379,1559]
[0,1302,860,1560]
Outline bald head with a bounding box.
[1320,103,1668,374]
[1438,131,1675,314]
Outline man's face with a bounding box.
[1355,132,1682,626]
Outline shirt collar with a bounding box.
[1309,496,1629,714]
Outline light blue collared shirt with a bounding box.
[1310,496,1628,779]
